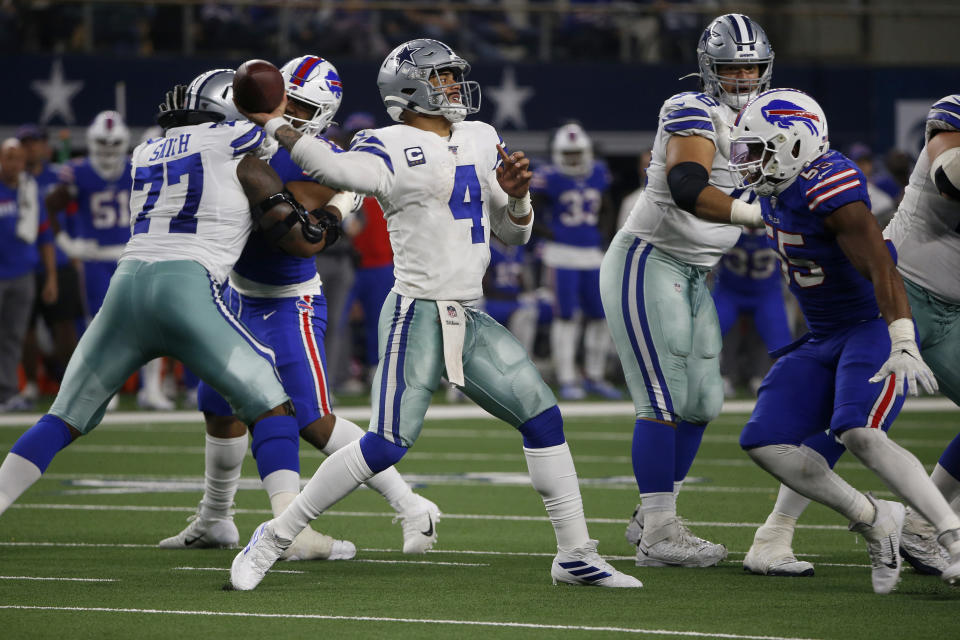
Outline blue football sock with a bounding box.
[938,433,960,479]
[250,415,300,480]
[517,405,565,449]
[674,420,706,482]
[358,432,407,473]
[632,418,676,493]
[10,414,74,473]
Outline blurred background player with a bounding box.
[601,13,773,568]
[848,143,896,228]
[46,110,171,410]
[531,122,620,400]
[711,226,791,397]
[731,88,960,593]
[482,236,540,356]
[8,125,81,410]
[161,60,439,558]
[743,93,960,579]
[0,138,57,411]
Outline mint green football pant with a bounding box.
[599,231,724,424]
[369,291,557,447]
[50,260,289,433]
[905,277,960,405]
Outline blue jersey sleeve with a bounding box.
[269,148,310,183]
[799,152,869,217]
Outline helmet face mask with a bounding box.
[729,88,830,196]
[280,55,343,137]
[697,13,774,109]
[551,123,594,177]
[378,39,480,123]
[86,110,129,180]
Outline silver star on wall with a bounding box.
[486,67,534,130]
[31,59,84,125]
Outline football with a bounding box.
[233,59,285,113]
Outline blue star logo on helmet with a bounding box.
[761,99,821,135]
[396,45,423,71]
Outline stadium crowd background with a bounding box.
[2,0,959,409]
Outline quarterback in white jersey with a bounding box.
[600,13,772,569]
[0,70,326,525]
[230,38,642,591]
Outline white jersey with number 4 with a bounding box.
[622,91,745,268]
[121,121,275,283]
[884,94,960,304]
[292,120,519,301]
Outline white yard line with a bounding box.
[0,605,823,639]
[0,576,116,582]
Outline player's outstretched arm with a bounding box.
[665,135,763,227]
[237,155,332,256]
[929,130,960,201]
[826,201,938,396]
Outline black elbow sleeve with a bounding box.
[667,162,710,215]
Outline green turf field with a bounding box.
[1,400,957,639]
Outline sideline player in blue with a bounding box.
[0,70,334,523]
[532,123,620,400]
[712,225,792,395]
[742,93,960,579]
[729,88,960,593]
[482,238,540,355]
[159,59,441,559]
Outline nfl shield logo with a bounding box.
[673,283,682,293]
[446,305,457,318]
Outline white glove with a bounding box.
[869,318,938,396]
[711,111,731,159]
[325,190,363,215]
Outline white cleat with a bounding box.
[229,520,291,591]
[394,495,441,554]
[158,508,239,549]
[742,524,814,577]
[106,395,119,412]
[137,388,175,411]
[280,526,356,562]
[625,503,643,547]
[552,539,642,588]
[899,506,949,576]
[849,494,905,594]
[637,517,727,568]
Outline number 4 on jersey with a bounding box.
[449,165,485,244]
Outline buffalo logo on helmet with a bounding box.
[761,99,820,135]
[325,69,342,98]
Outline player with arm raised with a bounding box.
[731,88,960,593]
[602,13,771,568]
[229,38,642,591]
[743,94,960,579]
[159,59,442,559]
[0,71,327,523]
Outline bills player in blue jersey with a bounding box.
[160,58,440,559]
[532,123,620,400]
[46,112,172,410]
[729,88,960,593]
[742,94,960,580]
[232,38,642,590]
[483,238,540,355]
[711,225,792,395]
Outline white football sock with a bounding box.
[272,439,372,541]
[141,358,165,395]
[322,415,413,512]
[262,468,301,515]
[550,319,580,386]
[584,319,611,382]
[932,463,960,505]
[523,443,590,552]
[747,444,874,524]
[197,434,246,521]
[773,483,812,520]
[0,453,42,517]
[639,491,676,532]
[841,428,960,533]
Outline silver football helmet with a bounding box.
[697,14,774,109]
[185,68,242,122]
[280,55,343,136]
[86,110,129,181]
[729,89,829,196]
[551,123,594,177]
[377,39,480,123]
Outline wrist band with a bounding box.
[264,117,287,138]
